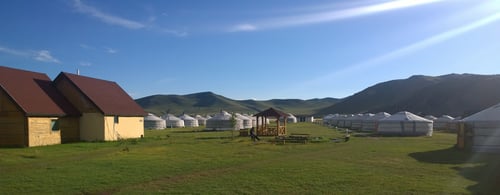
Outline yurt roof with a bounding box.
[209,111,235,120]
[463,103,500,122]
[380,111,432,122]
[364,113,374,117]
[235,113,251,120]
[425,115,438,120]
[179,114,196,121]
[436,115,455,121]
[350,114,365,120]
[367,112,391,120]
[195,115,207,120]
[323,114,335,120]
[287,113,297,118]
[163,113,182,121]
[145,113,164,121]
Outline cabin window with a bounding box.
[114,116,119,124]
[51,119,60,131]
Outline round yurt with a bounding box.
[235,113,253,129]
[330,114,343,127]
[361,112,391,132]
[195,115,207,126]
[336,114,350,128]
[179,114,199,127]
[246,114,257,127]
[206,110,243,130]
[377,111,433,136]
[322,114,335,126]
[162,114,185,128]
[351,114,373,130]
[287,113,298,123]
[460,103,500,153]
[425,115,438,121]
[434,115,456,131]
[343,114,355,129]
[144,113,166,130]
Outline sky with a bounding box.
[0,0,499,100]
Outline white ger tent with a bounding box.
[162,114,185,128]
[434,115,456,131]
[206,110,243,130]
[235,113,253,129]
[195,115,207,126]
[460,103,500,153]
[351,113,373,130]
[322,114,336,126]
[287,113,298,123]
[179,114,199,127]
[144,113,166,130]
[425,115,438,121]
[337,114,353,128]
[362,112,391,132]
[378,111,433,136]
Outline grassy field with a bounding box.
[1,123,500,194]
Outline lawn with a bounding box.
[1,123,499,194]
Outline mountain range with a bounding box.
[136,74,500,118]
[135,92,339,116]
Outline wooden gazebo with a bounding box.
[254,107,288,136]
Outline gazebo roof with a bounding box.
[254,107,288,118]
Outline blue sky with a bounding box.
[0,0,499,100]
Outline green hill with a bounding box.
[136,74,500,118]
[315,74,500,117]
[135,91,340,116]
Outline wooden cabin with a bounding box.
[0,66,80,147]
[53,72,146,141]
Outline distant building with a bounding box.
[296,115,314,123]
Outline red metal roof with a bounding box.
[54,72,146,116]
[0,66,79,116]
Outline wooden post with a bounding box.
[284,116,287,135]
[276,116,280,136]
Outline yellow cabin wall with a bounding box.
[103,116,144,140]
[27,117,61,147]
[60,116,80,143]
[0,88,26,146]
[80,113,105,141]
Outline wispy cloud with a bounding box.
[104,47,117,54]
[72,0,187,37]
[34,50,61,63]
[72,0,145,29]
[0,46,61,64]
[0,46,29,56]
[79,43,95,50]
[230,0,443,32]
[230,24,257,32]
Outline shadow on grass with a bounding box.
[409,147,500,194]
[195,136,239,140]
[169,130,206,134]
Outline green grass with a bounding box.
[1,123,500,194]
